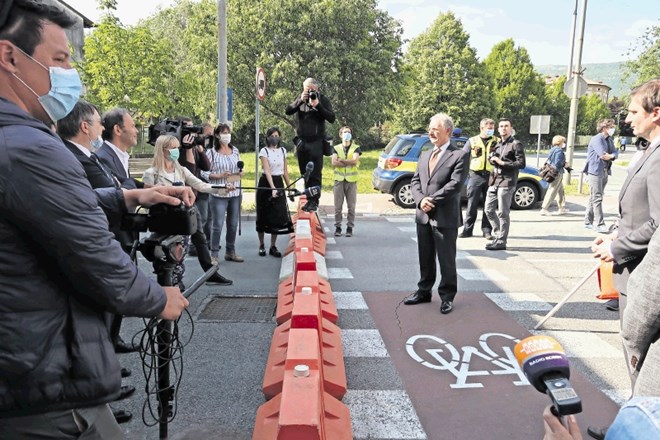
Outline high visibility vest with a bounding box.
[333,143,359,182]
[469,135,499,172]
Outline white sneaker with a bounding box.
[211,256,219,265]
[540,209,550,216]
[557,208,569,215]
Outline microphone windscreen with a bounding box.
[306,161,314,172]
[514,335,570,393]
[237,160,244,170]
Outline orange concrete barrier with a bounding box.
[276,270,338,325]
[596,261,619,300]
[295,246,317,272]
[254,367,352,439]
[263,292,347,400]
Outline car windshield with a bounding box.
[384,137,415,157]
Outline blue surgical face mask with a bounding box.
[485,129,495,137]
[90,135,104,151]
[13,46,82,123]
[342,132,352,142]
[168,148,180,162]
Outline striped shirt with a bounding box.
[202,146,242,198]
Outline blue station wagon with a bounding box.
[372,133,548,210]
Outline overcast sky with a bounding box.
[64,0,657,66]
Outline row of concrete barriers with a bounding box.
[252,198,354,439]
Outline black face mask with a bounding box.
[267,136,280,146]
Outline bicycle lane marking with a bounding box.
[362,292,620,440]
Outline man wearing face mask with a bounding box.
[460,118,498,239]
[582,118,618,234]
[332,125,361,237]
[285,77,336,212]
[0,2,190,437]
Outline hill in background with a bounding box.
[536,62,637,99]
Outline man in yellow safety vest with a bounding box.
[332,125,361,237]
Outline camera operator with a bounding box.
[285,77,336,212]
[0,3,190,437]
[179,119,214,244]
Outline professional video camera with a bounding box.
[121,203,197,236]
[147,119,207,148]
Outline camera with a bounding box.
[148,119,206,148]
[308,91,318,101]
[121,203,198,236]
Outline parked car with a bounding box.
[372,132,548,210]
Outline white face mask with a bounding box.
[607,128,615,137]
[219,133,231,144]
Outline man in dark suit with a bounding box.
[588,78,660,440]
[404,113,469,314]
[57,100,137,424]
[97,107,143,190]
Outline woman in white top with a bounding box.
[256,127,293,257]
[142,134,230,288]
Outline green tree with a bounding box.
[577,94,611,135]
[483,39,546,143]
[543,76,570,141]
[79,16,178,121]
[388,12,494,136]
[625,22,660,84]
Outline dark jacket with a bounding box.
[61,139,118,189]
[285,93,336,141]
[411,144,470,228]
[96,142,144,189]
[489,136,526,188]
[0,97,166,417]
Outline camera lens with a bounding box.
[309,91,318,100]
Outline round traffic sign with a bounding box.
[256,67,266,101]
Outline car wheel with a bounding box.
[512,181,539,210]
[393,179,415,209]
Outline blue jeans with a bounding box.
[196,193,212,242]
[484,186,515,244]
[210,196,240,256]
[606,397,660,439]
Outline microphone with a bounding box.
[303,161,314,180]
[237,160,244,171]
[287,186,321,201]
[514,335,582,416]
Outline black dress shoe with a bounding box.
[403,292,431,305]
[206,273,233,286]
[121,367,131,378]
[114,339,138,354]
[440,300,453,314]
[485,241,506,251]
[116,385,136,401]
[112,408,133,424]
[587,425,608,440]
[458,231,472,238]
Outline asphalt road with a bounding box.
[114,148,636,439]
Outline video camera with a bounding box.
[148,119,207,149]
[121,203,198,236]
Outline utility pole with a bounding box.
[564,0,587,186]
[566,0,578,79]
[216,0,228,123]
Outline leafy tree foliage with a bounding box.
[79,15,178,121]
[483,39,546,143]
[388,12,494,137]
[543,76,570,142]
[625,23,660,84]
[577,94,611,136]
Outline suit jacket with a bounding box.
[411,144,469,228]
[61,139,118,190]
[622,227,660,396]
[96,142,143,189]
[612,139,660,293]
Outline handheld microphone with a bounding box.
[514,335,582,416]
[303,161,314,179]
[288,186,321,201]
[237,160,244,171]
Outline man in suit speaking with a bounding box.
[404,113,469,315]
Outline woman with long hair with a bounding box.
[201,123,244,263]
[256,126,293,257]
[142,134,231,288]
